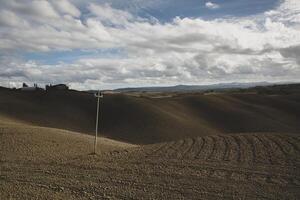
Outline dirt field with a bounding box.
[1,119,299,199]
[1,88,300,199]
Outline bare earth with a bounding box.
[1,118,299,199]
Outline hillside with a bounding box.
[1,119,299,199]
[0,87,300,144]
[0,118,134,162]
[1,86,300,199]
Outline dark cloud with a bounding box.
[280,45,300,65]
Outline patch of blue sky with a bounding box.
[141,0,280,22]
[85,0,280,22]
[23,48,126,65]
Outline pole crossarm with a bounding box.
[94,91,103,98]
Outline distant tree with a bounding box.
[22,83,28,88]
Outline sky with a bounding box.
[0,0,299,90]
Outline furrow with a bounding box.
[165,140,185,158]
[179,138,196,159]
[231,135,242,162]
[240,135,256,164]
[274,135,300,155]
[264,135,291,165]
[149,141,175,157]
[191,137,205,159]
[225,135,240,162]
[195,137,213,160]
[218,135,230,161]
[253,135,273,165]
[205,136,218,161]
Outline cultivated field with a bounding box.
[1,86,300,199]
[1,118,299,199]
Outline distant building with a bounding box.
[21,83,39,91]
[21,87,36,91]
[46,84,69,91]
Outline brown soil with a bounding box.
[1,119,299,199]
[1,89,300,199]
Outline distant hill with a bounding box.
[113,82,292,93]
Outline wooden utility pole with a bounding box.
[94,90,103,154]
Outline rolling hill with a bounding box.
[1,85,300,199]
[0,85,300,144]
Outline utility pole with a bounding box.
[94,90,103,154]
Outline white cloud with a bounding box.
[0,10,27,27]
[205,2,220,10]
[88,3,134,25]
[0,0,300,89]
[0,1,118,52]
[5,0,60,19]
[51,0,81,17]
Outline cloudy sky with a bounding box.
[0,0,299,90]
